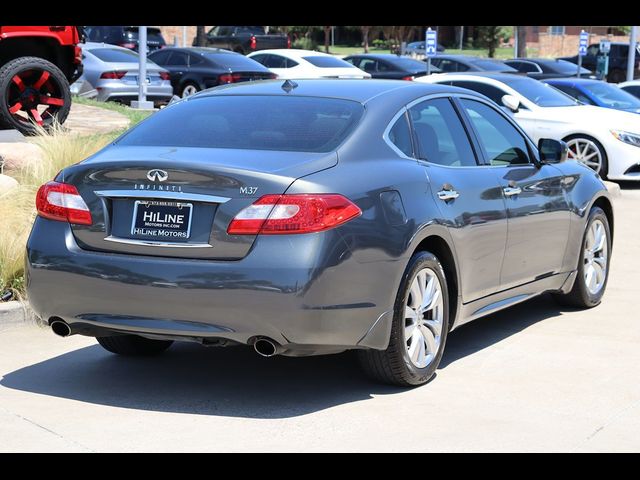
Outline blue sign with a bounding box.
[425,29,437,56]
[579,31,589,56]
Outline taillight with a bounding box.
[219,72,242,83]
[268,73,278,79]
[250,35,257,50]
[100,71,127,79]
[119,42,136,49]
[401,75,415,81]
[227,194,361,235]
[159,71,170,80]
[287,36,291,49]
[74,45,82,64]
[36,181,92,225]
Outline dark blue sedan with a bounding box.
[544,78,640,114]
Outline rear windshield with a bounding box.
[124,27,165,43]
[203,53,269,71]
[90,47,140,63]
[235,26,266,35]
[542,60,591,75]
[303,56,355,68]
[508,76,577,107]
[117,96,364,153]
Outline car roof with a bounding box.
[154,47,238,56]
[345,53,419,61]
[250,49,332,59]
[619,80,640,87]
[192,78,464,104]
[80,42,135,53]
[429,71,525,82]
[544,78,604,85]
[510,57,571,64]
[434,54,505,62]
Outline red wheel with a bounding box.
[0,56,71,135]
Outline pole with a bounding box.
[577,52,582,78]
[459,26,464,51]
[627,26,637,82]
[514,26,518,58]
[138,26,147,103]
[331,26,335,47]
[182,26,187,47]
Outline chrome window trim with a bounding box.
[94,190,231,204]
[519,60,543,73]
[382,106,414,160]
[103,236,213,248]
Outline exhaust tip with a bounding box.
[254,338,278,357]
[50,320,71,338]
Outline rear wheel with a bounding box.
[97,335,173,356]
[0,56,71,135]
[358,251,449,386]
[180,82,199,98]
[554,206,611,308]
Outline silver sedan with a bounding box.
[71,42,173,106]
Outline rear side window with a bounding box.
[90,48,140,63]
[387,113,413,157]
[303,56,354,68]
[621,85,640,98]
[449,81,507,105]
[204,53,268,71]
[460,99,531,166]
[409,98,477,167]
[118,96,364,153]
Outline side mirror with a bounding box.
[501,94,520,112]
[538,138,568,164]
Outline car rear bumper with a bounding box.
[95,82,173,104]
[26,218,399,355]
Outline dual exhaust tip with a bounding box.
[51,319,283,357]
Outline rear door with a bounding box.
[457,97,570,289]
[163,51,189,90]
[407,96,508,302]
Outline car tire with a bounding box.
[180,82,199,98]
[97,335,173,356]
[554,206,611,308]
[358,251,449,387]
[0,56,71,135]
[564,134,609,179]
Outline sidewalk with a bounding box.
[64,102,130,136]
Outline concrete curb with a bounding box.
[604,181,621,198]
[0,301,41,331]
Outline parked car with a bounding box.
[505,58,592,79]
[72,43,173,106]
[559,42,640,83]
[149,47,275,97]
[197,26,289,55]
[429,54,517,73]
[0,26,82,134]
[247,49,369,79]
[83,26,166,52]
[544,78,640,114]
[618,79,640,99]
[27,79,612,387]
[418,72,640,180]
[404,40,446,56]
[343,54,440,80]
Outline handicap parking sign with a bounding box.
[579,31,588,56]
[426,29,437,56]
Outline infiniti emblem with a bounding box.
[147,169,168,182]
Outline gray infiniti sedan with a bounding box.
[71,42,173,106]
[27,79,613,386]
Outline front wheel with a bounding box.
[564,135,608,178]
[180,82,199,98]
[358,251,449,386]
[97,335,173,356]
[0,56,71,135]
[554,206,611,308]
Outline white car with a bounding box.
[247,49,370,80]
[619,80,640,100]
[417,72,640,180]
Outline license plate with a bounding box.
[131,200,193,240]
[135,76,151,84]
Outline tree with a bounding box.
[361,26,371,53]
[324,26,331,53]
[477,26,508,58]
[516,26,527,57]
[195,26,206,47]
[381,26,420,53]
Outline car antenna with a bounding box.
[281,79,298,93]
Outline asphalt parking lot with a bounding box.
[1,184,639,452]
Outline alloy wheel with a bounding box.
[583,219,608,295]
[181,85,198,97]
[5,68,66,128]
[566,138,603,174]
[403,267,444,369]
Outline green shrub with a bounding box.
[292,37,317,50]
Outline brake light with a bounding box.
[287,36,291,49]
[100,71,127,79]
[119,42,136,49]
[401,75,415,81]
[268,73,278,79]
[159,71,170,80]
[250,35,257,50]
[227,194,361,235]
[36,181,92,225]
[219,73,242,83]
[74,45,82,64]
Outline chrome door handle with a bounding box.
[503,186,522,197]
[437,189,460,201]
